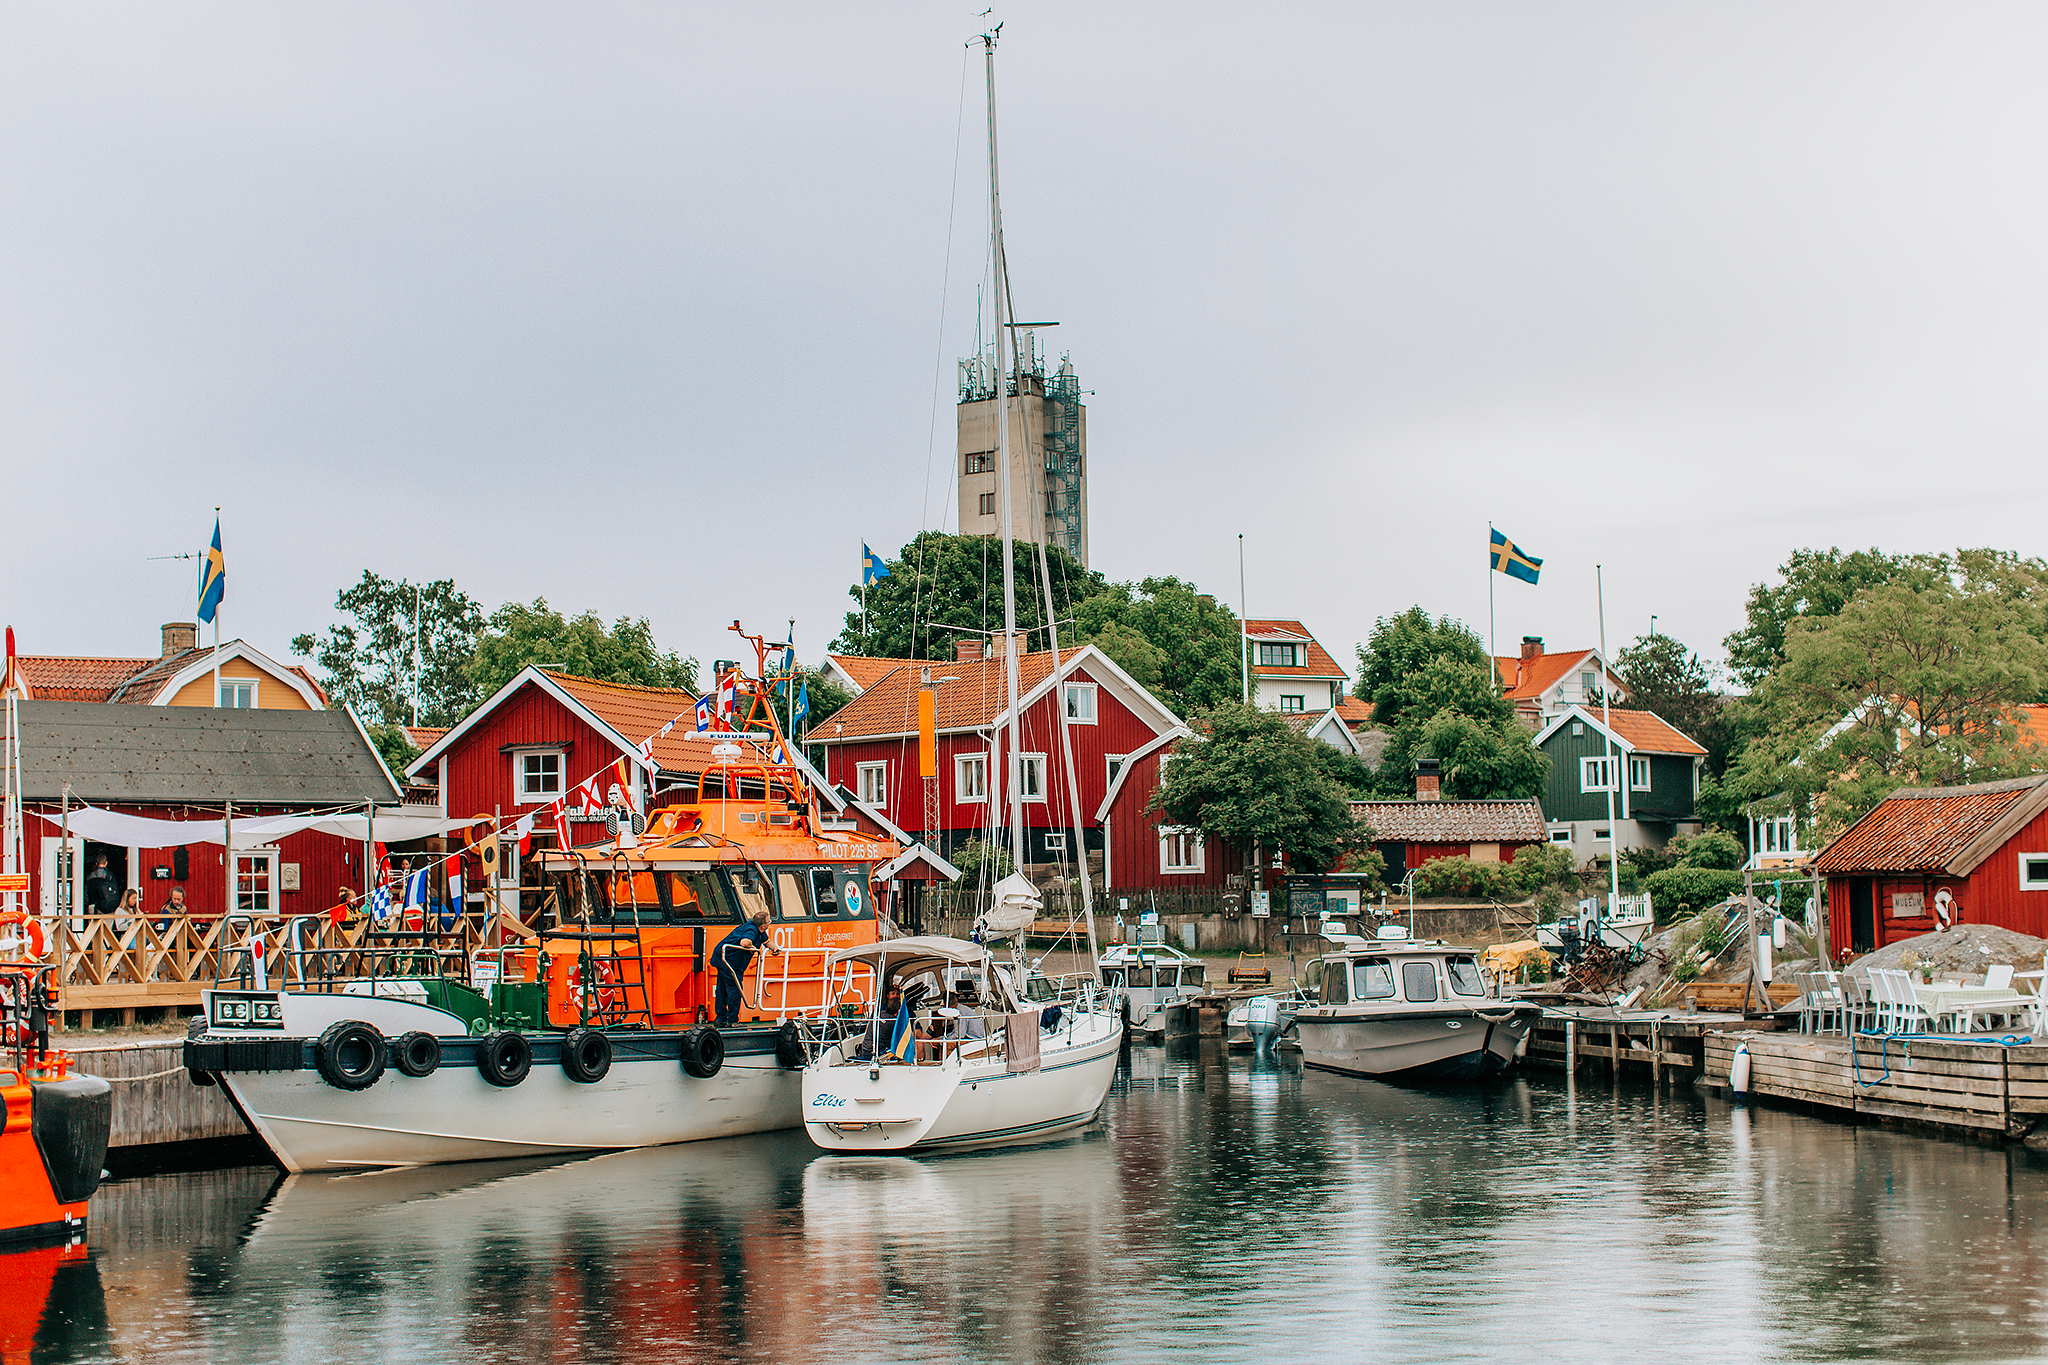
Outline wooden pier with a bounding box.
[67,1035,257,1161]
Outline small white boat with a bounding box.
[1535,894,1654,951]
[802,936,1122,1155]
[1097,942,1208,1041]
[1294,929,1541,1083]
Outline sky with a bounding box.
[6,3,2047,693]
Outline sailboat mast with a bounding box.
[983,28,1026,876]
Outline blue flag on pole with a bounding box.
[861,544,891,586]
[887,1000,914,1061]
[1489,528,1542,585]
[793,681,810,728]
[196,517,226,623]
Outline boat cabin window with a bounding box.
[732,873,772,924]
[1323,962,1349,1005]
[1101,967,1125,988]
[1022,974,1059,1003]
[812,869,842,916]
[1401,960,1440,1003]
[1180,963,1206,987]
[586,868,737,925]
[1446,955,1486,998]
[776,871,811,918]
[1302,960,1323,998]
[1351,958,1396,1001]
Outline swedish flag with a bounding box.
[861,543,891,587]
[1489,528,1541,585]
[197,517,226,623]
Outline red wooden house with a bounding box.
[1814,774,2048,957]
[1092,728,1251,897]
[808,642,1181,873]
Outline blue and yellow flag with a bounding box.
[886,999,914,1061]
[1489,527,1541,585]
[861,543,892,587]
[196,517,226,623]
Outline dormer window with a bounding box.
[1258,643,1300,668]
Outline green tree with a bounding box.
[1354,609,1544,799]
[367,723,422,778]
[1723,547,1912,688]
[1416,710,1549,799]
[1073,576,1243,716]
[1726,576,2048,836]
[293,572,485,727]
[832,533,1108,659]
[1151,704,1373,872]
[468,599,698,700]
[1614,631,1739,774]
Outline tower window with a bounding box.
[964,452,993,474]
[978,493,995,517]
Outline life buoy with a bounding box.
[680,1024,724,1079]
[394,1031,442,1078]
[1935,890,1956,930]
[775,1020,806,1070]
[314,1020,387,1091]
[570,957,624,1017]
[477,1030,532,1087]
[0,911,45,962]
[561,1026,612,1084]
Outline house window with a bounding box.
[1629,757,1651,791]
[1045,491,1057,515]
[1044,832,1068,852]
[1257,643,1299,667]
[1580,671,1596,694]
[978,492,996,516]
[1279,695,1305,713]
[1160,827,1205,874]
[1580,757,1617,792]
[955,753,987,803]
[1106,754,1127,789]
[1760,816,1795,855]
[516,749,565,804]
[1571,721,1584,735]
[964,452,993,474]
[2019,854,2048,890]
[1593,828,1612,841]
[1064,683,1097,724]
[218,679,256,708]
[1549,830,1573,843]
[235,852,276,915]
[1015,754,1047,802]
[857,762,887,808]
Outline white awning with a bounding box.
[43,806,484,850]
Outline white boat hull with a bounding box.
[802,1012,1122,1155]
[1294,1004,1539,1082]
[1535,917,1653,951]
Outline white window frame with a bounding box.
[235,849,278,916]
[1580,756,1617,793]
[514,747,566,806]
[218,678,257,708]
[1105,754,1127,790]
[2019,853,2048,890]
[1014,753,1048,803]
[1044,832,1068,852]
[1064,683,1098,724]
[1279,694,1305,713]
[856,761,888,808]
[1257,643,1299,668]
[1160,827,1205,874]
[1759,815,1795,856]
[1580,671,1596,695]
[1629,757,1651,791]
[955,753,987,804]
[1549,830,1573,844]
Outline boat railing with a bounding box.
[755,947,861,1020]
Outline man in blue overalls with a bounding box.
[714,910,780,1027]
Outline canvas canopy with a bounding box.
[46,805,484,850]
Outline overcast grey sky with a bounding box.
[7,3,2046,689]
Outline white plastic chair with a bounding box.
[1988,964,2015,991]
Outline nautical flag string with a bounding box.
[1489,528,1542,585]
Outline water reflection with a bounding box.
[31,1050,2048,1363]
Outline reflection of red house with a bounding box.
[1815,774,2048,957]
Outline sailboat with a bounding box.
[800,26,1123,1155]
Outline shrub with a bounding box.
[1671,829,1744,871]
[1645,865,1746,918]
[1506,843,1575,896]
[1409,856,1509,899]
[1534,886,1565,921]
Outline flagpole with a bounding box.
[1238,533,1249,705]
[1597,563,1619,923]
[210,507,223,707]
[1487,523,1496,682]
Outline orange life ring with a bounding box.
[0,911,45,961]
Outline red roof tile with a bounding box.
[1351,799,1547,844]
[817,649,1082,741]
[826,655,910,692]
[106,648,210,703]
[1244,619,1348,679]
[1597,708,1706,756]
[1334,695,1374,728]
[1815,775,2048,876]
[403,726,448,750]
[1493,648,1618,701]
[14,655,154,702]
[542,672,742,773]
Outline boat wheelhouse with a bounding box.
[1097,942,1207,1040]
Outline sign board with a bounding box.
[1289,887,1327,919]
[0,873,28,893]
[1891,891,1926,918]
[1250,890,1270,919]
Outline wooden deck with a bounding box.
[1697,1030,2048,1139]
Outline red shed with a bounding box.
[1815,774,2048,956]
[1093,728,1251,895]
[1350,798,1548,879]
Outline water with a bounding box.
[22,1044,2048,1363]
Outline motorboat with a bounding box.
[1292,928,1542,1083]
[1225,990,1312,1052]
[801,936,1122,1155]
[1097,942,1207,1041]
[1535,895,1654,951]
[0,930,109,1244]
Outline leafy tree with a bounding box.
[468,600,698,700]
[1353,608,1545,799]
[367,723,422,778]
[1725,576,2048,835]
[1305,740,1377,798]
[1073,576,1243,716]
[293,572,485,727]
[1415,710,1549,799]
[1614,631,1740,774]
[1670,828,1745,871]
[832,533,1108,659]
[1724,547,1913,688]
[1151,704,1372,873]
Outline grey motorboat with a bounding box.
[1293,930,1540,1083]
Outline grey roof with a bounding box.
[12,701,401,806]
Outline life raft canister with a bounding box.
[393,1031,442,1078]
[680,1025,724,1079]
[477,1030,532,1087]
[313,1020,387,1091]
[560,1027,612,1084]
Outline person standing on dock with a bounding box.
[713,910,781,1028]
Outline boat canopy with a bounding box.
[824,935,993,976]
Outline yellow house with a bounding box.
[18,622,328,710]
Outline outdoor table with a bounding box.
[1913,982,2029,1031]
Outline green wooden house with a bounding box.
[1532,705,1707,862]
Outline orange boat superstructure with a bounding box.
[0,922,110,1245]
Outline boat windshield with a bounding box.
[1446,955,1486,997]
[1401,960,1439,1003]
[1350,958,1396,1001]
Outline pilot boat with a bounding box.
[1292,928,1541,1083]
[185,644,896,1172]
[801,935,1122,1154]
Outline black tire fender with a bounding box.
[394,1031,442,1078]
[477,1030,532,1087]
[561,1027,612,1084]
[313,1020,387,1091]
[680,1024,724,1079]
[775,1020,806,1070]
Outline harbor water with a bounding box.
[26,1042,2048,1363]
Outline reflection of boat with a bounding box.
[1098,943,1207,1041]
[0,1240,105,1357]
[0,928,110,1244]
[187,634,897,1171]
[1293,931,1541,1082]
[802,937,1121,1154]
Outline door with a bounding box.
[39,836,84,926]
[1849,878,1876,955]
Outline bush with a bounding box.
[1671,829,1744,871]
[1644,865,1745,917]
[1505,843,1575,896]
[1409,856,1510,899]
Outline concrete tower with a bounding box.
[956,328,1088,566]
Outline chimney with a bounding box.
[1519,636,1542,664]
[1415,757,1442,801]
[161,622,198,657]
[955,640,983,664]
